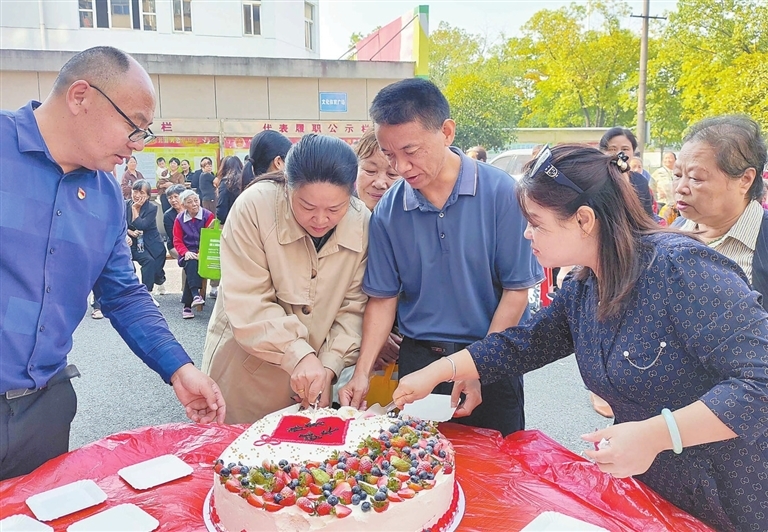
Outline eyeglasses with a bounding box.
[90,84,156,144]
[526,144,584,194]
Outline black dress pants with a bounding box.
[399,337,525,437]
[134,249,166,292]
[0,380,77,480]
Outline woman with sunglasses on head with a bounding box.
[201,134,369,422]
[393,144,768,532]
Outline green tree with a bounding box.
[646,37,687,150]
[428,21,485,89]
[426,23,521,150]
[443,71,521,151]
[504,1,640,128]
[658,0,768,128]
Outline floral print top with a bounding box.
[467,233,768,531]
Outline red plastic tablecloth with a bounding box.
[0,423,713,531]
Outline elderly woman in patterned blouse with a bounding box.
[393,144,768,532]
[672,115,768,307]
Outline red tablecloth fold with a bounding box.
[0,423,713,531]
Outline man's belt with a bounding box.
[3,364,81,400]
[402,337,470,356]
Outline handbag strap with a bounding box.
[383,362,396,380]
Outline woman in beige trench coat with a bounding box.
[202,134,370,423]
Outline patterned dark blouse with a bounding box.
[467,233,768,532]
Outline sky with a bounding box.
[318,0,679,60]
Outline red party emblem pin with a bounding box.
[77,187,86,200]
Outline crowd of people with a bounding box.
[2,45,767,532]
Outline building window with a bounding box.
[304,2,315,50]
[79,0,156,30]
[243,1,261,36]
[111,0,131,28]
[173,0,192,32]
[142,0,157,31]
[79,0,95,27]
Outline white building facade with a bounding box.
[0,0,414,180]
[0,0,319,58]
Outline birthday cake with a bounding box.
[208,406,458,532]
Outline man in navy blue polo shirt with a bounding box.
[0,46,226,480]
[339,78,542,436]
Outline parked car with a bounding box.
[489,148,535,179]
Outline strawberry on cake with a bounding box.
[208,406,459,532]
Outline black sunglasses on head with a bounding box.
[526,144,584,194]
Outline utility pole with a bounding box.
[636,0,649,156]
[631,2,666,156]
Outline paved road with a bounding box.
[69,260,608,455]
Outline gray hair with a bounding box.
[166,184,187,198]
[684,115,767,201]
[179,189,199,204]
[131,179,151,195]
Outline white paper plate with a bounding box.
[67,504,159,532]
[25,480,107,522]
[402,394,457,422]
[118,454,193,490]
[0,514,53,532]
[520,511,609,531]
[202,483,465,532]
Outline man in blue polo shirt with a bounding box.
[339,78,542,436]
[0,46,226,480]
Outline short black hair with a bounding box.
[600,127,638,152]
[285,134,357,194]
[169,157,180,165]
[243,130,293,183]
[369,78,450,131]
[53,46,131,95]
[156,157,165,163]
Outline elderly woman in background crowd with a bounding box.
[673,115,767,305]
[393,143,768,532]
[163,183,188,260]
[354,128,400,211]
[120,155,143,199]
[126,180,165,303]
[173,189,215,319]
[652,151,677,206]
[202,134,370,423]
[158,157,185,212]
